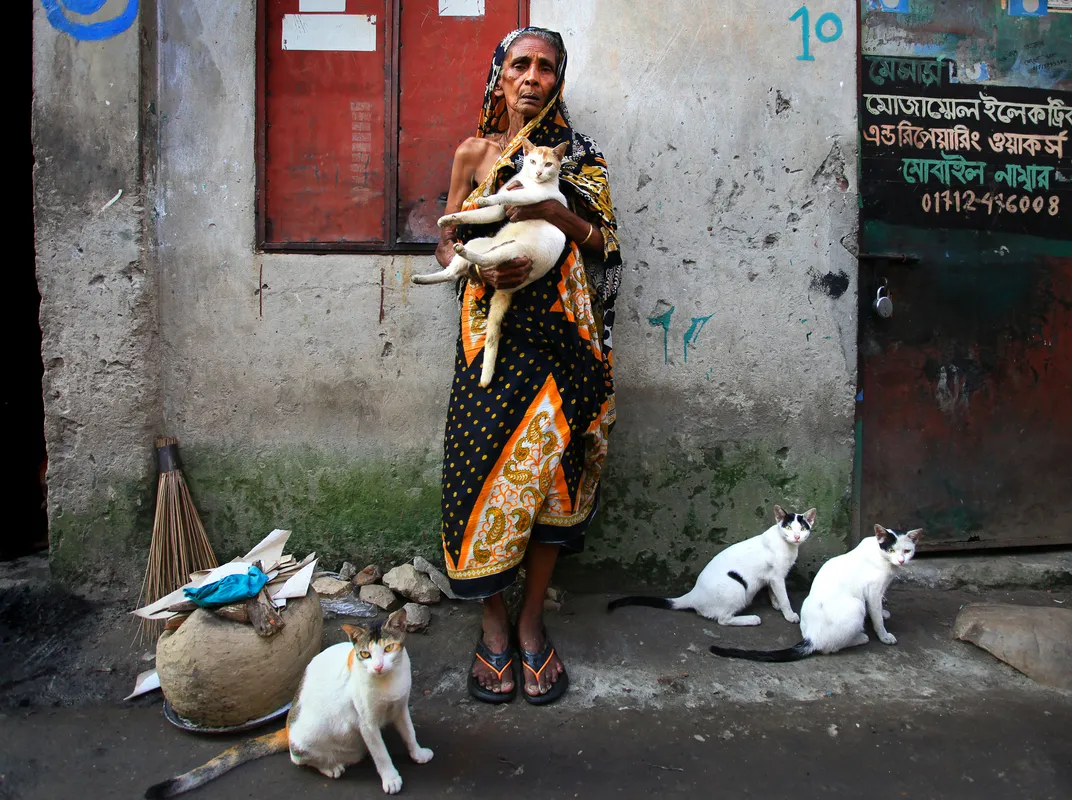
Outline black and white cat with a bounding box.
[708,525,922,662]
[608,505,815,626]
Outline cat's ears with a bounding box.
[384,607,408,633]
[551,141,569,159]
[775,505,817,525]
[340,623,366,642]
[874,525,923,543]
[520,136,535,154]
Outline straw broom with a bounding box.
[137,436,218,641]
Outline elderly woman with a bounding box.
[434,27,622,705]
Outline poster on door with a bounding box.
[859,55,1072,240]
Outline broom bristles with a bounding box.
[137,436,217,643]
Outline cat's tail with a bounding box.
[144,727,289,798]
[607,593,691,613]
[708,639,814,663]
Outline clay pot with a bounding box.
[156,591,323,728]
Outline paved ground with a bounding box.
[1,563,1069,799]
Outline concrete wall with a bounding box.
[33,1,162,582]
[35,0,859,593]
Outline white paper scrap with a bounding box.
[124,669,161,701]
[300,0,346,11]
[271,560,318,600]
[282,14,377,52]
[439,0,485,16]
[241,529,292,570]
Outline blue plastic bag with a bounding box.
[184,565,270,608]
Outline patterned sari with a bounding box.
[441,28,623,599]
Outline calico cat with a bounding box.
[145,608,432,797]
[607,505,815,626]
[412,137,570,388]
[708,525,922,662]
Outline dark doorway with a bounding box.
[5,1,48,561]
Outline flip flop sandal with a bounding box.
[467,637,517,704]
[519,629,569,706]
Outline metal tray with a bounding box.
[163,699,291,735]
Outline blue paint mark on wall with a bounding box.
[648,306,674,365]
[1008,0,1048,18]
[41,0,139,41]
[869,0,910,12]
[683,314,714,363]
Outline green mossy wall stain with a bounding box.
[180,446,443,571]
[45,439,852,596]
[563,439,853,593]
[48,476,157,585]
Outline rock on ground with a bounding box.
[338,562,357,582]
[413,556,458,600]
[358,584,400,611]
[401,602,431,633]
[953,602,1072,690]
[383,564,441,604]
[354,565,382,586]
[311,576,352,598]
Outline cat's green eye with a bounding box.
[359,650,371,659]
[384,643,398,653]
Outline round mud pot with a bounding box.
[156,591,323,729]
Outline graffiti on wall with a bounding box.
[789,5,843,62]
[647,306,715,364]
[41,0,138,41]
[860,55,1072,239]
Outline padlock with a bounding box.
[873,283,893,318]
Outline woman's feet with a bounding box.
[517,614,567,703]
[469,594,516,701]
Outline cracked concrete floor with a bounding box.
[1,583,1069,799]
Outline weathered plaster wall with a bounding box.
[152,0,859,592]
[36,0,859,592]
[33,3,162,582]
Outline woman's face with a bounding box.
[498,36,559,121]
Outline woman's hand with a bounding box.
[435,224,459,267]
[505,196,605,254]
[504,199,564,224]
[477,256,533,289]
[436,238,457,268]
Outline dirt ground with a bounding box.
[0,554,1069,799]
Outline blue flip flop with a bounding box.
[468,637,517,704]
[519,629,569,706]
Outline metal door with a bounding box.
[858,4,1072,550]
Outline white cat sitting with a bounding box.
[608,505,815,626]
[411,137,570,388]
[144,608,432,797]
[708,524,923,662]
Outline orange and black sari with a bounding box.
[441,28,622,599]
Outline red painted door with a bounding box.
[260,0,527,250]
[263,0,390,244]
[397,0,527,244]
[858,7,1072,551]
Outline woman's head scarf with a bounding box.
[465,27,623,308]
